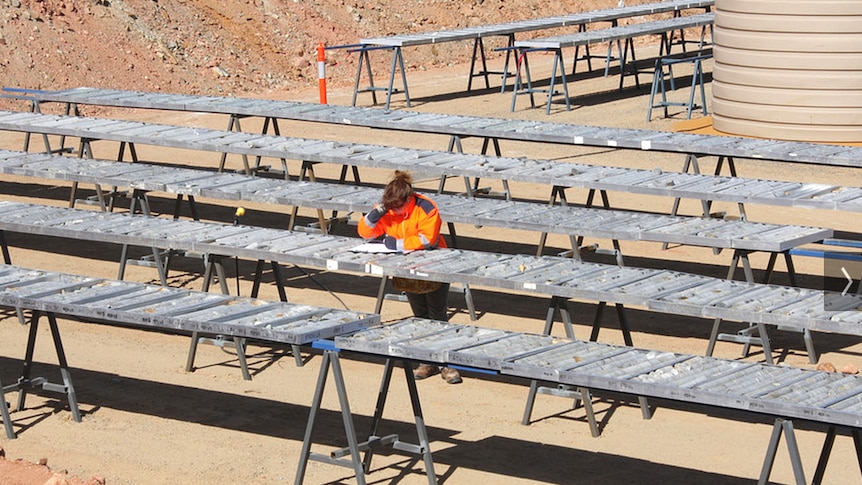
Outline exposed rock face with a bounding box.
[0,0,604,98]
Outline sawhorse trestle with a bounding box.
[186,253,254,380]
[289,160,361,235]
[522,296,648,437]
[708,315,818,366]
[67,137,138,212]
[758,418,862,485]
[187,258,304,380]
[537,185,622,260]
[468,33,516,93]
[670,7,713,52]
[647,51,711,122]
[349,44,410,111]
[708,248,815,365]
[115,192,204,288]
[509,46,571,115]
[117,243,178,287]
[295,347,437,485]
[2,311,82,439]
[21,96,78,156]
[521,296,597,435]
[220,113,290,178]
[571,21,623,78]
[667,154,745,229]
[437,134,510,201]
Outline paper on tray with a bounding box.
[351,241,399,253]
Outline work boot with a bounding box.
[413,363,439,380]
[440,367,462,384]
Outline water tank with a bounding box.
[711,0,862,143]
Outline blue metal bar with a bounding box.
[347,44,395,54]
[788,248,862,262]
[2,86,48,94]
[823,238,862,250]
[311,339,339,351]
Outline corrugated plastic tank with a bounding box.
[711,0,862,142]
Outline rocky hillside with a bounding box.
[0,0,622,97]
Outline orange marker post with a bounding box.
[317,42,327,104]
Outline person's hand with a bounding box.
[383,236,399,250]
[364,204,386,225]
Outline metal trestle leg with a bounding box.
[758,418,807,485]
[759,419,862,485]
[296,349,437,485]
[1,374,15,439]
[811,426,862,485]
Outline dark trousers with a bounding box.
[406,283,450,322]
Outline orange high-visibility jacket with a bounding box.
[358,193,448,251]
